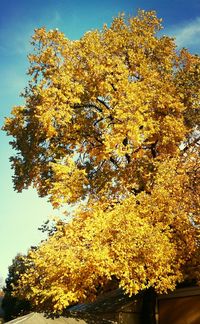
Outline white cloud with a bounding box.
[0,25,33,56]
[166,17,200,51]
[0,10,63,56]
[53,11,62,25]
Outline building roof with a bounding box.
[5,290,137,324]
[66,289,142,323]
[6,312,86,324]
[68,289,139,314]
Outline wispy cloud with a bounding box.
[52,10,62,26]
[166,17,200,52]
[0,25,33,56]
[0,10,63,56]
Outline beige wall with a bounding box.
[158,294,200,324]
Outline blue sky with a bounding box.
[0,0,200,283]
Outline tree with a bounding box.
[3,9,200,321]
[2,254,31,321]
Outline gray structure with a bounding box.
[67,289,144,323]
[6,313,86,324]
[5,286,200,324]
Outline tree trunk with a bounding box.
[140,288,157,324]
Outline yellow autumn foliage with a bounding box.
[3,10,200,313]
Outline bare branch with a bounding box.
[74,103,103,113]
[97,97,111,110]
[182,135,200,153]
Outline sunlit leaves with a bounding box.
[3,9,200,314]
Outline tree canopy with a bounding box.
[3,10,200,314]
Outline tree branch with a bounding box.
[182,135,200,153]
[74,103,103,113]
[97,97,111,110]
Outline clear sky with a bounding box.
[0,0,200,283]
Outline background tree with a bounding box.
[2,254,31,322]
[3,9,200,322]
[0,282,4,324]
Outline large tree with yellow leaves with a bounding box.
[4,10,200,320]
